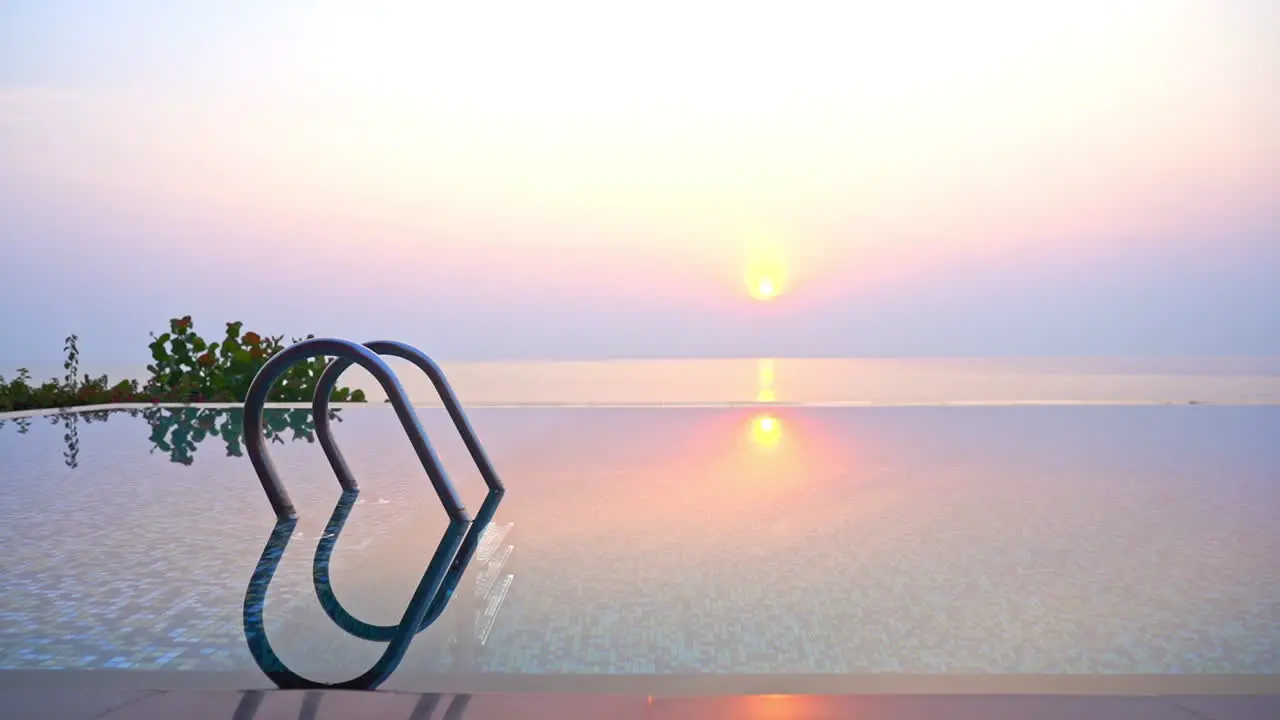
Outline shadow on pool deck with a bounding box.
[6,688,1280,720]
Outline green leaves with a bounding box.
[141,317,366,403]
[63,334,81,391]
[1,321,369,412]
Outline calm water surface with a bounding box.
[0,400,1276,692]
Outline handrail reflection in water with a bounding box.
[242,488,473,690]
[315,490,506,641]
[231,689,472,720]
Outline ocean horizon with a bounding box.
[6,356,1279,408]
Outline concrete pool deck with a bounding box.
[8,688,1280,719]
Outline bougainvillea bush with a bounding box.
[0,317,366,412]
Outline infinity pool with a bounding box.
[0,405,1277,694]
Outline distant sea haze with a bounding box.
[7,357,1279,408]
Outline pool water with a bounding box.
[0,405,1277,693]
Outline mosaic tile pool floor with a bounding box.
[0,405,1277,692]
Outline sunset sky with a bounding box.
[1,0,1277,367]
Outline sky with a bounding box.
[1,0,1277,368]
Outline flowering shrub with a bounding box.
[0,364,143,412]
[0,318,366,411]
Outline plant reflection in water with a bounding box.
[0,407,340,468]
[146,407,340,466]
[0,409,126,467]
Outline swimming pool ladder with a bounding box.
[240,338,506,690]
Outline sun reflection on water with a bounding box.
[757,358,776,402]
[750,413,783,446]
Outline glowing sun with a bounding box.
[742,231,788,301]
[750,276,780,301]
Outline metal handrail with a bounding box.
[311,339,505,494]
[241,336,509,690]
[242,337,468,522]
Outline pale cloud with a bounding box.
[0,86,82,121]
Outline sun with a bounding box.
[744,252,787,301]
[753,277,778,300]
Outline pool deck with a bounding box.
[8,688,1279,719]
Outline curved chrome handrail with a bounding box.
[314,489,505,641]
[312,340,505,494]
[241,500,469,690]
[242,337,467,522]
